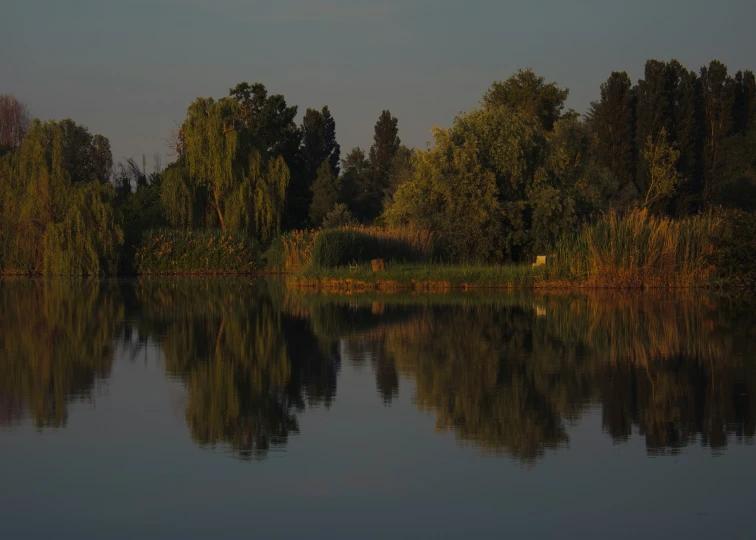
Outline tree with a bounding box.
[228,82,300,160]
[0,119,122,275]
[732,70,756,134]
[369,110,400,174]
[309,160,341,226]
[290,106,341,228]
[338,147,372,221]
[164,95,289,244]
[667,60,703,213]
[321,203,357,229]
[385,121,507,263]
[641,128,686,209]
[0,94,30,151]
[588,72,637,195]
[483,69,569,130]
[635,60,674,197]
[700,60,735,203]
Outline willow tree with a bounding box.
[0,119,122,275]
[164,96,289,244]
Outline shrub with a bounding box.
[310,226,438,268]
[321,203,357,229]
[133,229,258,274]
[708,210,756,286]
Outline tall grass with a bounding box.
[550,209,722,287]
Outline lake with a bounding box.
[1,278,755,539]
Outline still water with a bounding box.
[1,278,755,539]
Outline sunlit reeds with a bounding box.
[551,209,722,287]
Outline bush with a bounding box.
[133,229,258,274]
[709,210,756,286]
[321,203,357,229]
[310,226,437,268]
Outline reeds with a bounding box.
[550,209,723,287]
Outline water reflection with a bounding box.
[321,292,756,462]
[1,279,754,466]
[129,279,338,460]
[0,279,121,428]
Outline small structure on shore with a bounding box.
[533,255,547,268]
[371,258,386,272]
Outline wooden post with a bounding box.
[371,259,386,272]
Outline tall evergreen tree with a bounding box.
[700,60,736,203]
[351,110,401,222]
[635,60,674,196]
[732,70,756,134]
[588,72,637,194]
[668,60,703,213]
[369,110,400,174]
[340,147,373,221]
[292,106,340,228]
[309,160,341,227]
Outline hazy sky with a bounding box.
[2,0,755,169]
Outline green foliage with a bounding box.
[483,68,569,130]
[321,203,357,229]
[640,128,686,209]
[43,182,123,276]
[0,119,122,275]
[309,160,340,226]
[160,163,195,229]
[385,105,549,262]
[163,94,290,245]
[708,210,756,285]
[133,229,259,274]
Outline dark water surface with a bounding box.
[1,278,755,539]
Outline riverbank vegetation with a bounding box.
[1,58,755,285]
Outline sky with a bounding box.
[2,0,755,171]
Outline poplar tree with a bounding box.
[295,106,340,227]
[588,72,637,194]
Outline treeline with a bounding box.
[1,58,755,274]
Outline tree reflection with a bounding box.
[295,291,756,464]
[133,279,337,460]
[0,279,121,428]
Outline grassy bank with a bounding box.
[286,210,756,291]
[288,263,547,292]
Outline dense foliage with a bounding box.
[133,229,258,274]
[0,119,122,275]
